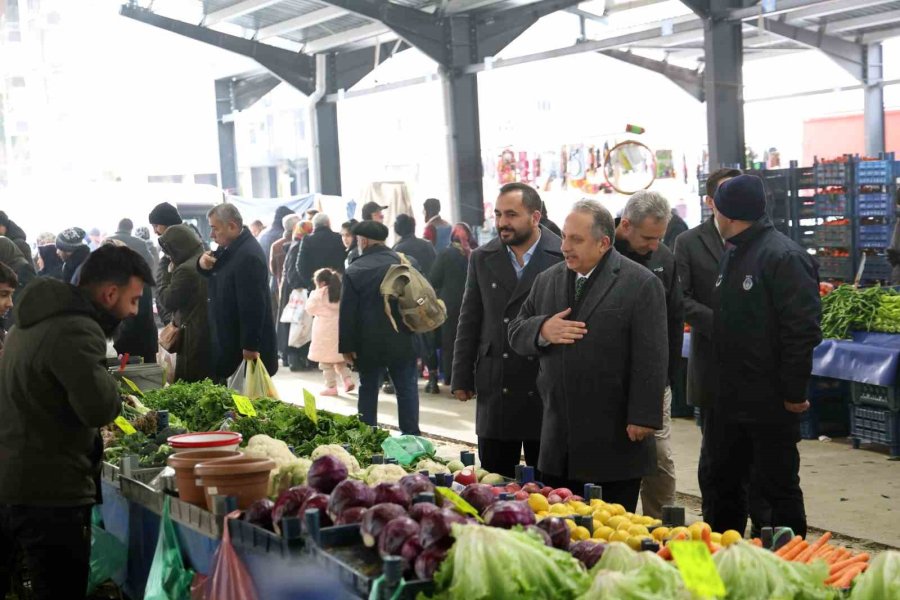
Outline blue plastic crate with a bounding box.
[857,224,892,248]
[857,193,893,218]
[817,256,853,280]
[814,193,848,217]
[849,405,900,457]
[815,224,852,247]
[851,381,900,411]
[815,162,848,186]
[861,254,893,282]
[857,160,892,185]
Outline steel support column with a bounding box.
[443,71,483,226]
[704,0,745,168]
[864,43,885,155]
[214,78,239,193]
[316,54,343,195]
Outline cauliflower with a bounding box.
[244,434,297,468]
[268,457,312,497]
[415,459,450,475]
[362,463,408,486]
[310,444,361,474]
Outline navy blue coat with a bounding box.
[200,228,279,380]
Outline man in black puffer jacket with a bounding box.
[701,175,822,539]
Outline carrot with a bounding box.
[814,544,834,557]
[825,549,847,565]
[795,532,832,562]
[829,563,866,588]
[828,553,869,576]
[775,536,802,557]
[750,537,763,547]
[782,541,808,561]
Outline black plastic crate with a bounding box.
[817,256,853,280]
[857,193,893,218]
[799,396,849,440]
[857,160,893,185]
[857,224,892,249]
[815,224,852,247]
[797,167,816,189]
[861,254,893,282]
[814,193,847,217]
[851,381,900,411]
[849,405,900,457]
[228,516,304,558]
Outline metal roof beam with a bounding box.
[751,17,865,80]
[599,49,704,100]
[304,22,391,53]
[825,8,900,34]
[477,0,583,58]
[862,26,900,43]
[727,0,896,22]
[120,3,317,95]
[204,0,282,27]
[256,7,350,39]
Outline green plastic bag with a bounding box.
[145,496,195,600]
[86,507,127,595]
[227,358,280,400]
[381,435,435,466]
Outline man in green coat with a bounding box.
[0,245,154,600]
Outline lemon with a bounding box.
[648,519,663,529]
[616,520,634,531]
[626,535,646,551]
[606,516,627,530]
[592,519,602,532]
[550,504,571,516]
[608,503,626,516]
[689,522,711,541]
[623,512,635,521]
[590,499,607,508]
[638,516,656,526]
[572,526,591,541]
[627,524,650,537]
[721,530,743,547]
[610,529,630,543]
[528,493,550,513]
[668,526,690,541]
[593,509,611,524]
[575,505,593,516]
[651,526,670,541]
[593,526,614,540]
[564,518,577,531]
[710,532,722,544]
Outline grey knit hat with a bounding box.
[56,227,87,252]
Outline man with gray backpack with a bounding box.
[339,221,446,435]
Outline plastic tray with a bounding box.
[817,256,853,280]
[857,193,894,218]
[851,381,900,411]
[119,473,224,538]
[849,405,900,457]
[857,224,892,249]
[815,163,848,186]
[228,517,305,559]
[814,224,852,248]
[861,254,893,282]
[814,193,847,217]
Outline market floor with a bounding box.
[272,369,900,549]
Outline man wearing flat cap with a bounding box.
[700,174,822,539]
[339,220,421,435]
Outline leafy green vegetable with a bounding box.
[713,541,840,600]
[821,284,898,339]
[430,524,589,599]
[849,550,900,599]
[581,542,689,599]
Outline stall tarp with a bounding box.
[812,340,900,386]
[851,331,900,349]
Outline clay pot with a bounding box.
[167,449,242,506]
[195,455,276,511]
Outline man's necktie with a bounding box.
[575,276,587,303]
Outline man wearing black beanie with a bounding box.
[699,174,822,539]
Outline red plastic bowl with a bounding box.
[167,431,243,451]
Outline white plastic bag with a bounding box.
[279,289,307,324]
[288,310,313,348]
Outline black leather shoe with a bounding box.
[382,382,395,394]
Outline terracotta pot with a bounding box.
[195,456,276,511]
[167,449,243,506]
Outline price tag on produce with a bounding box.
[436,487,484,523]
[114,416,137,435]
[669,541,726,597]
[302,389,318,426]
[231,394,257,417]
[121,377,144,397]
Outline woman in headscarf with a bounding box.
[37,244,64,280]
[429,223,477,386]
[0,237,36,326]
[279,220,314,371]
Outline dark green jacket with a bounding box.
[158,225,212,383]
[0,278,120,506]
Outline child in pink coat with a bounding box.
[306,268,354,396]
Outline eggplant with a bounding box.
[570,540,606,569]
[299,493,333,532]
[327,479,375,520]
[535,516,571,550]
[526,525,553,547]
[243,498,275,531]
[408,502,440,523]
[272,485,315,534]
[307,455,349,494]
[399,473,434,498]
[399,535,424,573]
[378,516,420,559]
[335,506,368,525]
[414,545,448,581]
[373,482,411,509]
[483,501,536,529]
[360,503,409,548]
[460,483,496,515]
[419,508,467,550]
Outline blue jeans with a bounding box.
[358,361,421,435]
